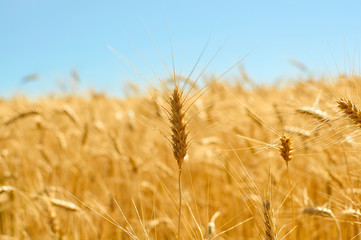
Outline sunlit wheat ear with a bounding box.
[337,98,361,126]
[46,200,61,240]
[0,186,15,194]
[296,107,329,124]
[303,206,334,218]
[284,126,311,138]
[49,198,80,212]
[168,85,189,170]
[342,207,361,219]
[303,205,341,240]
[279,135,293,165]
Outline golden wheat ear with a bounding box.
[279,135,293,165]
[169,85,189,170]
[337,98,361,126]
[263,200,275,240]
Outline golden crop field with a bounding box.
[1,72,361,239]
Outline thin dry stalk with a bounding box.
[246,107,263,128]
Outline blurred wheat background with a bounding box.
[2,74,361,239]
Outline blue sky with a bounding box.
[1,1,361,97]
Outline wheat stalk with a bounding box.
[279,134,295,226]
[246,107,264,128]
[167,85,189,240]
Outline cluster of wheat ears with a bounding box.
[3,49,361,239]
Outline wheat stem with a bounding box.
[168,85,188,240]
[178,169,182,240]
[279,135,295,226]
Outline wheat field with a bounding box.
[1,72,361,239]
